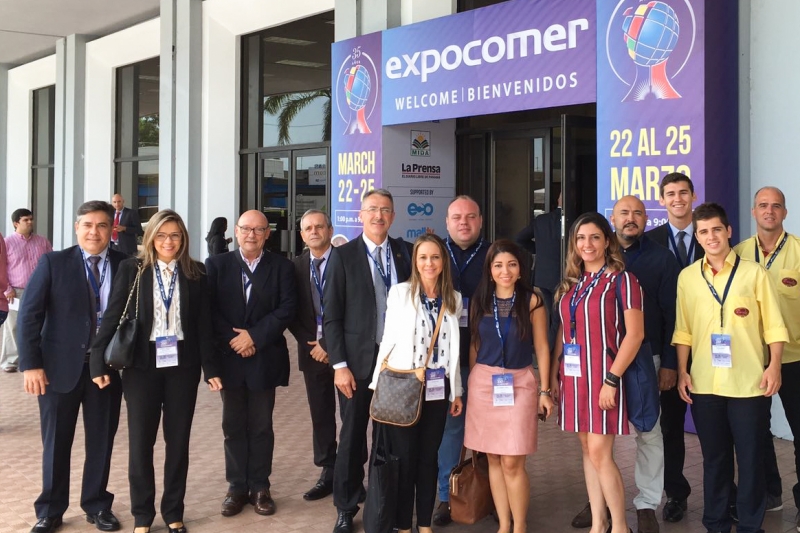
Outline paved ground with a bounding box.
[1,333,798,533]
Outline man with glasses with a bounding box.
[205,210,297,518]
[324,189,413,533]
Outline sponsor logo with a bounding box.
[407,226,434,238]
[411,130,431,157]
[408,203,435,216]
[783,278,798,288]
[335,45,380,134]
[734,308,749,318]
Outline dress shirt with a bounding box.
[361,233,399,286]
[239,249,264,302]
[667,221,695,262]
[5,232,52,288]
[672,250,788,397]
[79,246,112,316]
[149,259,184,340]
[310,246,333,283]
[734,231,800,364]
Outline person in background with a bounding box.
[110,194,143,256]
[0,233,8,332]
[465,239,553,533]
[206,217,232,256]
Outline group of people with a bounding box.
[3,173,799,533]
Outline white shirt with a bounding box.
[239,249,264,302]
[668,221,695,262]
[149,259,184,340]
[310,246,333,283]
[361,233,398,286]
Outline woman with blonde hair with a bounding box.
[91,209,223,533]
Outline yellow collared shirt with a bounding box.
[734,231,800,364]
[672,250,788,397]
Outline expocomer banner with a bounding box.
[596,0,705,224]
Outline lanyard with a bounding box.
[700,254,740,330]
[755,232,788,270]
[492,291,516,368]
[155,264,178,330]
[310,256,325,314]
[420,294,442,364]
[568,265,608,342]
[80,250,109,312]
[445,238,483,289]
[667,227,696,269]
[365,242,392,291]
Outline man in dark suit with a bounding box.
[323,189,412,533]
[205,210,297,518]
[18,200,126,533]
[110,194,143,256]
[289,209,337,502]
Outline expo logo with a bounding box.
[407,203,434,216]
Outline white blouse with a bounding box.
[149,260,184,341]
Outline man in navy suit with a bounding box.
[18,200,126,533]
[323,189,413,533]
[205,210,297,518]
[110,194,143,256]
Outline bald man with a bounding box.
[205,210,297,518]
[110,194,142,256]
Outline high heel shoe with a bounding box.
[168,522,187,533]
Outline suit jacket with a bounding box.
[289,249,332,373]
[115,207,143,255]
[205,249,297,390]
[646,222,704,266]
[323,234,413,381]
[89,257,221,380]
[17,246,126,393]
[515,208,561,292]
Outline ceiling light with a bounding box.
[263,36,316,46]
[275,59,327,68]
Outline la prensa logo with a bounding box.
[411,130,431,157]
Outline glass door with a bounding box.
[258,151,290,255]
[292,148,329,255]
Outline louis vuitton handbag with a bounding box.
[369,309,444,427]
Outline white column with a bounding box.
[0,65,8,228]
[401,0,456,25]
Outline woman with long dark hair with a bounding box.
[464,239,552,533]
[205,217,231,255]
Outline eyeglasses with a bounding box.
[237,225,269,235]
[361,207,393,215]
[155,233,182,242]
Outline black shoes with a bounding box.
[220,491,250,516]
[304,480,333,501]
[86,510,121,531]
[333,510,354,533]
[432,502,452,526]
[662,498,687,523]
[30,517,62,533]
[167,522,187,533]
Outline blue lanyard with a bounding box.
[755,232,788,270]
[492,291,516,368]
[667,227,695,268]
[365,242,392,291]
[80,250,109,312]
[421,294,442,364]
[700,254,740,329]
[155,264,178,330]
[568,265,607,342]
[310,256,325,314]
[445,238,483,289]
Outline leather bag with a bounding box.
[449,447,494,524]
[369,308,444,427]
[363,425,400,533]
[103,263,142,370]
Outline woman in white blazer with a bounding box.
[368,233,462,533]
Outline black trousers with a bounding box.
[35,363,122,518]
[691,394,769,533]
[383,394,450,529]
[221,386,277,493]
[122,357,200,527]
[333,377,373,513]
[660,386,691,501]
[780,361,800,508]
[302,365,338,482]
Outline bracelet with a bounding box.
[538,389,551,397]
[603,378,619,388]
[604,371,621,388]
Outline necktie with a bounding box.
[87,255,102,337]
[311,257,324,317]
[373,246,388,343]
[112,211,121,241]
[676,230,689,265]
[88,255,102,285]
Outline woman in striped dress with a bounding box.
[552,212,644,533]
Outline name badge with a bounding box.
[564,343,582,377]
[316,315,323,341]
[459,297,469,328]
[711,334,732,368]
[492,373,514,406]
[425,368,446,401]
[96,312,103,334]
[155,335,179,368]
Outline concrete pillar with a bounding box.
[160,0,203,256]
[401,0,456,25]
[0,65,8,229]
[337,0,453,39]
[53,34,88,249]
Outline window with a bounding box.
[31,85,55,241]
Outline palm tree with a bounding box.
[263,88,331,145]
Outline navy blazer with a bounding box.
[17,246,126,393]
[646,222,704,266]
[205,249,297,390]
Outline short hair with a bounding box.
[447,195,482,216]
[753,186,786,207]
[659,172,694,197]
[300,209,332,228]
[693,202,730,228]
[76,201,114,223]
[11,208,32,224]
[361,188,394,208]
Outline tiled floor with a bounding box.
[1,334,798,533]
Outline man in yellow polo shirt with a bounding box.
[734,186,800,531]
[673,202,787,533]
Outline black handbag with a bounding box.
[103,263,143,370]
[369,308,444,427]
[363,425,400,533]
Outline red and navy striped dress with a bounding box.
[557,270,643,435]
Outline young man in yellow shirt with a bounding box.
[673,202,788,533]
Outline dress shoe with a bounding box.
[167,522,187,533]
[250,489,276,516]
[766,493,783,511]
[30,517,62,533]
[304,480,333,501]
[636,509,659,533]
[661,498,687,523]
[2,366,17,373]
[333,510,354,533]
[86,510,121,531]
[571,502,610,529]
[220,491,250,517]
[432,502,452,526]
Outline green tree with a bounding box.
[138,114,159,147]
[263,89,331,145]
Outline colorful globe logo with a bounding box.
[622,1,680,67]
[344,64,372,112]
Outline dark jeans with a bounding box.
[221,387,277,492]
